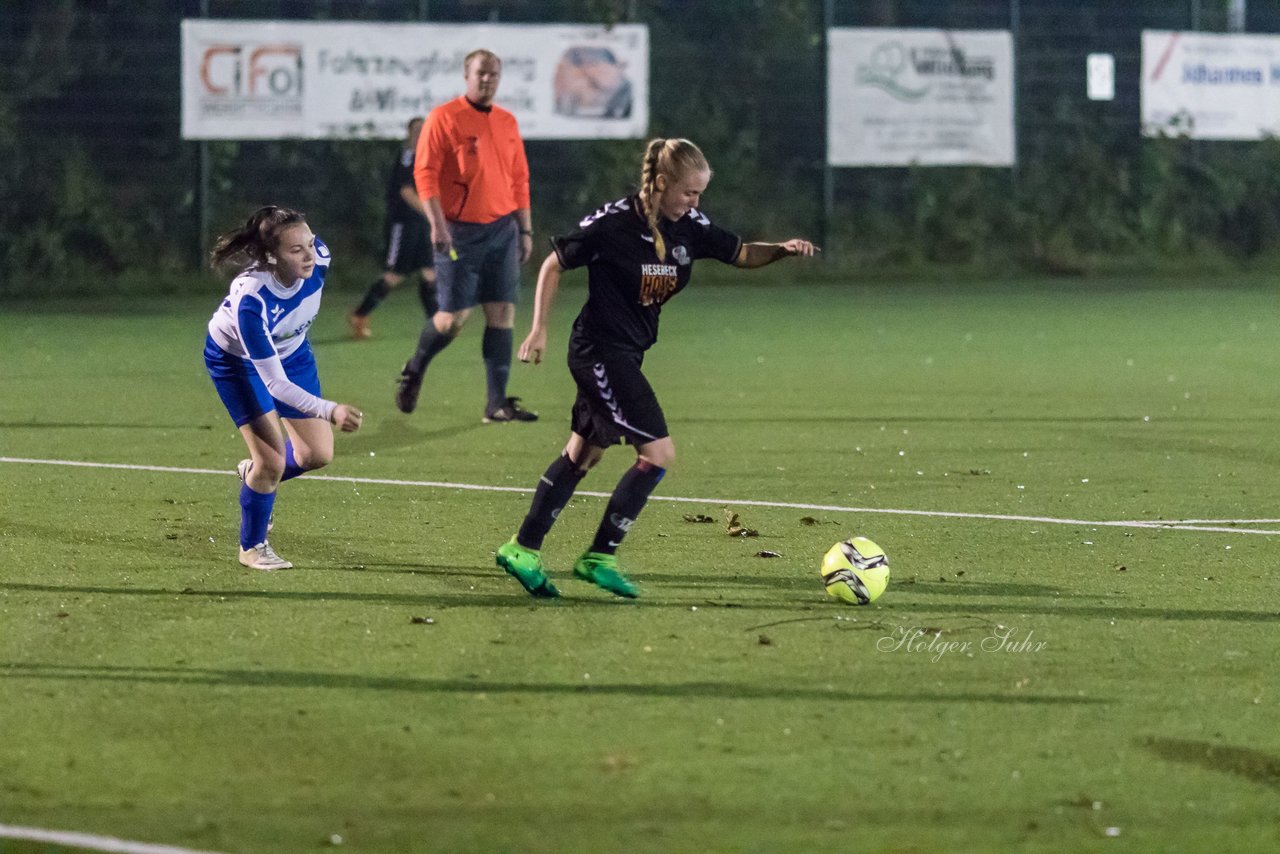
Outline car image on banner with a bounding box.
[553,46,633,119]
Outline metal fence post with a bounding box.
[1228,0,1246,32]
[821,0,834,254]
[1010,0,1021,195]
[196,0,210,269]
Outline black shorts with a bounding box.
[434,216,520,311]
[384,217,433,275]
[568,356,669,448]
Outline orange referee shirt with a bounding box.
[414,96,531,225]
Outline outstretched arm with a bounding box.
[518,252,565,365]
[236,296,362,432]
[251,356,363,432]
[733,239,820,269]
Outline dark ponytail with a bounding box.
[210,205,307,270]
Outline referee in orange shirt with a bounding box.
[395,48,537,423]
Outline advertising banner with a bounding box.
[827,28,1015,167]
[181,20,648,140]
[1142,30,1280,139]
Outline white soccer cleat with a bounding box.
[238,541,293,571]
[236,458,274,532]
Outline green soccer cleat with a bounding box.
[495,537,559,598]
[572,551,638,599]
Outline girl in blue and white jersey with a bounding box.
[205,206,364,571]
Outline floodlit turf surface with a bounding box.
[2,271,1278,853]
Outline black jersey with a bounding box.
[552,195,741,360]
[386,147,422,222]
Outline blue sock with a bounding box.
[281,440,306,482]
[482,326,513,411]
[239,483,276,549]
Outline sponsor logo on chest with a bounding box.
[638,262,679,306]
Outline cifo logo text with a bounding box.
[198,40,304,118]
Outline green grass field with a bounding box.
[2,270,1278,853]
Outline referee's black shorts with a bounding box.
[384,216,433,274]
[568,355,669,448]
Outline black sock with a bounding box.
[482,326,513,410]
[590,459,666,555]
[354,279,392,317]
[418,276,438,317]
[517,453,588,550]
[407,321,454,375]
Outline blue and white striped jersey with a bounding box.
[206,237,337,421]
[207,237,332,361]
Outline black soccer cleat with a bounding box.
[395,363,424,414]
[483,396,538,423]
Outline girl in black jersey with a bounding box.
[495,138,817,598]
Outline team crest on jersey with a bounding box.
[671,245,690,266]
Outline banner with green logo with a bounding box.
[827,28,1015,167]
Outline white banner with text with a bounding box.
[181,20,648,140]
[827,28,1015,167]
[1142,30,1280,139]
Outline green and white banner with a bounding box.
[181,20,647,140]
[827,28,1015,167]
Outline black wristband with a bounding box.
[519,228,533,236]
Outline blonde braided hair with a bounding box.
[637,137,710,261]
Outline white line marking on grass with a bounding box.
[4,456,1279,536]
[1120,518,1280,526]
[0,824,225,854]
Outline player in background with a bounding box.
[205,206,363,571]
[347,117,437,340]
[494,138,818,598]
[395,48,538,423]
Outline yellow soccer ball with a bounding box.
[821,537,890,605]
